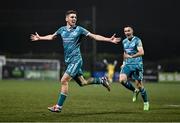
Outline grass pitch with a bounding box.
[0,80,180,122]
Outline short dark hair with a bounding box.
[65,10,77,17]
[124,25,133,29]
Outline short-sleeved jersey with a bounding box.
[56,26,90,64]
[122,36,143,65]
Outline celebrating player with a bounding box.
[31,10,120,112]
[119,26,149,111]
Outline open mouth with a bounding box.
[71,21,76,25]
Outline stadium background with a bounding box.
[1,0,180,75]
[1,0,180,81]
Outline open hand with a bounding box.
[110,34,121,44]
[30,32,40,41]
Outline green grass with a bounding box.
[0,80,180,122]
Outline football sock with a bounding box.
[57,92,67,107]
[92,78,102,84]
[121,81,135,92]
[140,88,148,102]
[86,78,102,84]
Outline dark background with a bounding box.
[0,0,180,62]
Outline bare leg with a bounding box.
[60,73,72,94]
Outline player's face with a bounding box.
[124,27,133,38]
[66,14,77,27]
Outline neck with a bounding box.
[66,24,71,29]
[66,24,75,29]
[127,36,134,41]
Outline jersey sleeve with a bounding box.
[79,26,90,36]
[122,40,125,49]
[137,38,143,47]
[55,27,63,35]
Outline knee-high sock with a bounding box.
[57,92,67,107]
[139,88,148,102]
[121,81,135,92]
[86,78,102,85]
[74,77,102,86]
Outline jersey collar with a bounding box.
[66,25,77,31]
[127,36,135,42]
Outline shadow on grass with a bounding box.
[58,110,142,117]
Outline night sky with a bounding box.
[0,0,180,61]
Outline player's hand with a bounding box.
[30,32,40,41]
[110,34,121,44]
[103,59,108,65]
[114,60,117,65]
[124,53,133,58]
[120,64,124,68]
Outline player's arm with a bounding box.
[131,46,144,58]
[103,59,108,65]
[30,32,57,41]
[124,41,144,58]
[87,33,121,44]
[124,47,144,59]
[114,60,117,66]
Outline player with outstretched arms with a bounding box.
[31,10,120,112]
